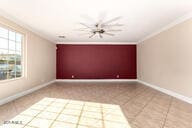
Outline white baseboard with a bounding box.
[56,79,138,82]
[0,80,55,106]
[138,80,192,104]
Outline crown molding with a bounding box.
[0,10,55,43]
[138,12,192,43]
[56,42,138,45]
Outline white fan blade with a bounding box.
[89,33,96,38]
[104,33,115,36]
[106,29,122,32]
[102,23,124,28]
[79,33,92,36]
[74,28,90,30]
[102,16,122,25]
[79,23,93,30]
[74,29,90,32]
[99,33,103,38]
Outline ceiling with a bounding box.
[0,0,192,43]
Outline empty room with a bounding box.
[0,0,192,128]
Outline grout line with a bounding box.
[97,86,151,125]
[86,104,107,128]
[121,86,150,107]
[101,104,105,128]
[130,91,158,123]
[23,99,56,127]
[76,103,85,128]
[95,84,147,104]
[48,101,70,128]
[21,105,126,123]
[161,97,173,128]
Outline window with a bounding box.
[0,26,23,81]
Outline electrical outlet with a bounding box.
[116,75,120,78]
[71,75,74,78]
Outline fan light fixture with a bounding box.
[76,14,123,38]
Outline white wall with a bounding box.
[137,18,192,98]
[0,16,56,100]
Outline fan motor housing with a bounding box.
[100,29,105,33]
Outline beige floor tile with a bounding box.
[104,121,131,128]
[27,118,53,128]
[84,106,101,112]
[79,117,103,128]
[36,101,51,106]
[10,115,33,125]
[13,96,35,112]
[65,104,83,110]
[0,102,18,122]
[61,109,81,116]
[163,118,192,128]
[0,124,24,128]
[171,98,192,112]
[56,114,79,124]
[69,100,84,105]
[29,104,47,111]
[164,108,192,128]
[42,98,55,102]
[84,102,101,108]
[82,111,102,119]
[130,123,139,128]
[122,102,143,119]
[144,102,169,114]
[168,106,192,122]
[77,125,95,128]
[102,108,124,116]
[50,102,67,108]
[23,126,36,128]
[131,111,165,128]
[54,99,69,104]
[51,121,77,128]
[20,109,40,117]
[44,106,63,113]
[102,104,120,109]
[37,111,59,120]
[104,114,127,123]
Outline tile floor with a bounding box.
[0,82,192,128]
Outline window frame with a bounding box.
[0,23,26,83]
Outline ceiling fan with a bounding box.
[76,14,123,38]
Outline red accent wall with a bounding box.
[57,44,136,79]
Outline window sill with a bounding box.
[0,76,25,84]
